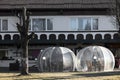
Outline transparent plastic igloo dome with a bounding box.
[76,46,115,72]
[37,47,76,72]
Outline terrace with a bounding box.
[0,30,119,44]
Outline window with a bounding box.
[71,18,98,31]
[2,19,8,31]
[30,18,53,31]
[0,50,7,60]
[32,19,46,31]
[28,49,40,60]
[0,19,1,31]
[29,19,31,30]
[47,19,53,30]
[0,19,8,31]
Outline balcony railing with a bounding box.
[0,30,119,40]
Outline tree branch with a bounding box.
[16,23,22,34]
[28,32,35,40]
[25,11,30,33]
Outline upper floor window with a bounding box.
[0,19,8,31]
[29,18,53,31]
[71,17,98,31]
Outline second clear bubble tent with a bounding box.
[76,46,115,72]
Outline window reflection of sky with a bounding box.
[71,18,98,31]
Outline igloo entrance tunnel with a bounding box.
[76,46,115,72]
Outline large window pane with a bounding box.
[32,19,46,31]
[0,19,1,31]
[71,18,98,31]
[47,19,53,30]
[71,18,78,30]
[93,19,98,30]
[78,18,83,30]
[29,19,31,31]
[84,18,91,30]
[2,20,8,31]
[78,18,91,30]
[0,50,7,60]
[28,49,40,60]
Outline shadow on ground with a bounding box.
[0,67,39,73]
[73,70,120,77]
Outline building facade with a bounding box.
[0,0,119,68]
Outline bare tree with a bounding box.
[16,7,34,75]
[109,0,120,32]
[115,0,120,32]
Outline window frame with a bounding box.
[0,19,8,31]
[71,17,99,31]
[32,18,46,31]
[0,19,2,31]
[2,19,8,31]
[29,18,53,31]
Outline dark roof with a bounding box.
[0,0,115,9]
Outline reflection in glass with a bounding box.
[78,18,91,30]
[37,47,76,72]
[71,18,98,31]
[32,18,53,31]
[2,19,8,31]
[93,19,98,30]
[28,19,31,30]
[0,19,1,31]
[47,19,53,30]
[76,46,115,72]
[71,18,78,31]
[32,19,45,31]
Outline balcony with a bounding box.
[0,30,119,44]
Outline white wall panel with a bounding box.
[99,16,117,30]
[2,15,117,32]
